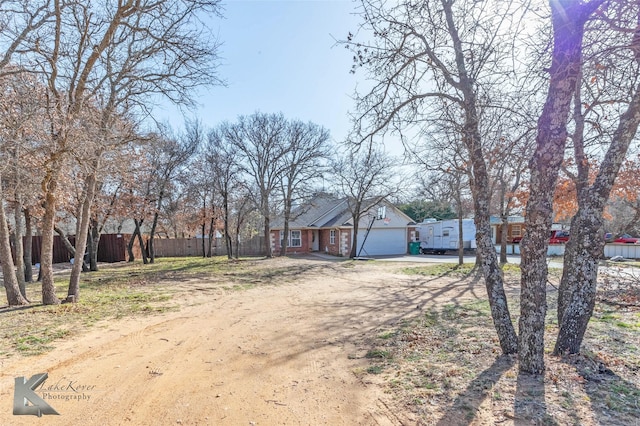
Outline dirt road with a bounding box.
[0,258,480,425]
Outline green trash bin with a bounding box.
[408,241,421,255]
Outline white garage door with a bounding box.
[356,228,407,256]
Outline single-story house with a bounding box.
[270,194,416,257]
[490,216,569,247]
[490,216,526,244]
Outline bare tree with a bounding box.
[82,142,141,270]
[331,144,397,258]
[519,0,606,373]
[63,1,222,301]
[0,179,28,305]
[0,71,49,302]
[225,113,289,258]
[231,189,256,259]
[553,1,640,355]
[0,0,223,304]
[205,125,246,259]
[491,134,532,264]
[0,2,56,306]
[146,126,200,263]
[187,156,218,256]
[345,0,526,354]
[279,120,330,255]
[409,117,476,265]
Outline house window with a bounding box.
[290,230,302,247]
[512,225,521,237]
[443,229,450,237]
[330,230,336,245]
[280,230,302,247]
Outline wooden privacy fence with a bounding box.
[15,234,128,265]
[152,238,202,257]
[152,237,265,258]
[12,234,265,265]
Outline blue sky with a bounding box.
[157,0,368,147]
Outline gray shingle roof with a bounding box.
[272,194,351,229]
[272,194,415,229]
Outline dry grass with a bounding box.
[1,256,638,424]
[362,264,640,425]
[0,256,294,358]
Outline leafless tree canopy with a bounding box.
[0,0,224,305]
[330,145,399,258]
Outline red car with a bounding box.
[549,230,570,244]
[613,234,640,244]
[511,230,570,244]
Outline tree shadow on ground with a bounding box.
[0,303,43,314]
[435,355,515,425]
[514,371,550,424]
[255,264,490,371]
[565,353,640,425]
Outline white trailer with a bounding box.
[417,219,477,254]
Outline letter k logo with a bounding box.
[13,373,59,416]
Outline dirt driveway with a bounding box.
[0,257,482,425]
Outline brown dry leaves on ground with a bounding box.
[363,263,640,425]
[0,256,637,425]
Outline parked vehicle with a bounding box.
[511,229,569,244]
[416,219,476,254]
[613,233,640,244]
[549,230,570,244]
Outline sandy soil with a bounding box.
[0,257,473,425]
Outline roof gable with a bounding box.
[272,194,348,229]
[273,195,414,230]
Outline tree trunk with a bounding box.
[280,190,293,256]
[519,1,592,373]
[201,220,206,257]
[89,218,99,271]
[12,202,26,298]
[234,214,242,259]
[459,89,517,356]
[127,227,137,262]
[54,226,89,273]
[40,180,61,305]
[553,210,602,354]
[23,207,33,283]
[441,0,517,355]
[263,214,272,258]
[149,211,159,263]
[474,208,518,355]
[281,213,289,256]
[466,134,518,356]
[86,228,94,270]
[0,181,29,306]
[66,172,97,302]
[457,215,464,266]
[555,71,640,355]
[500,215,508,264]
[134,219,148,264]
[201,196,206,257]
[224,196,233,259]
[207,216,214,257]
[227,233,234,258]
[350,216,360,258]
[454,190,464,265]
